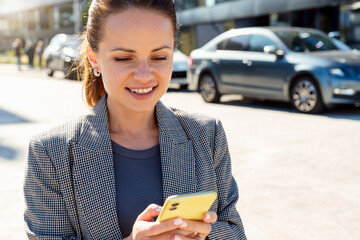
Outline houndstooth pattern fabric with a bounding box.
[24,94,247,239]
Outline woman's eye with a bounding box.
[115,57,132,62]
[153,57,167,61]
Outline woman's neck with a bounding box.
[107,100,159,150]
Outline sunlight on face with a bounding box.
[93,8,175,114]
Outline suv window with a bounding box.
[249,34,277,52]
[223,35,249,51]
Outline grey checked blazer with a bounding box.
[24,94,246,240]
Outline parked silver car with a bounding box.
[43,34,81,80]
[171,49,189,89]
[188,27,360,113]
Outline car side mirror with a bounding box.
[264,45,285,59]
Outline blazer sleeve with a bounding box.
[208,120,247,240]
[24,136,77,240]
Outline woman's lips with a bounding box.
[126,86,157,99]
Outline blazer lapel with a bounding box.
[71,97,197,238]
[156,101,197,202]
[72,95,122,239]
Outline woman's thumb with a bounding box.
[136,204,162,222]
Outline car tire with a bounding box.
[180,84,188,90]
[47,68,54,77]
[199,74,221,103]
[290,77,324,113]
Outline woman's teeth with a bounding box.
[129,87,153,94]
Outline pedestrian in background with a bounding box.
[24,41,35,69]
[12,38,22,71]
[35,40,44,69]
[23,0,247,239]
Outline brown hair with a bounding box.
[81,0,178,107]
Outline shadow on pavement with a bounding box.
[219,98,360,121]
[0,108,31,161]
[0,144,18,160]
[0,108,30,125]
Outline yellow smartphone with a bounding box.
[156,191,217,222]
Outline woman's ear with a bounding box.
[86,45,101,71]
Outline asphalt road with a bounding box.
[0,64,359,240]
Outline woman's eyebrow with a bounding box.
[151,46,172,52]
[111,45,172,53]
[111,47,135,53]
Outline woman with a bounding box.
[24,0,246,239]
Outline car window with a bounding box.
[223,35,249,51]
[216,40,227,50]
[273,30,345,52]
[249,34,277,52]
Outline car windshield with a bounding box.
[273,30,348,52]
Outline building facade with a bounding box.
[0,0,360,53]
[176,0,360,54]
[0,0,85,51]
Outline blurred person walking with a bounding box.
[12,38,22,71]
[25,41,35,69]
[35,40,44,69]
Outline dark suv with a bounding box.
[188,27,360,113]
[43,34,81,80]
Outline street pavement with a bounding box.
[0,64,360,240]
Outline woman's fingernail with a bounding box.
[174,236,181,240]
[156,206,162,211]
[206,212,211,220]
[180,221,188,228]
[174,218,183,226]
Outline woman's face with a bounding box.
[89,8,174,114]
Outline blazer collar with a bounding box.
[77,94,190,150]
[77,94,111,150]
[155,100,189,145]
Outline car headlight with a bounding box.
[329,68,347,77]
[329,67,355,78]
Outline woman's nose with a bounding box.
[133,60,153,81]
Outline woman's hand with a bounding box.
[175,211,217,240]
[125,204,217,240]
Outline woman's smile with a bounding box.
[126,86,157,100]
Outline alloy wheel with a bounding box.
[291,79,321,113]
[199,74,220,103]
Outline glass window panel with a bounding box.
[249,34,277,52]
[224,35,249,51]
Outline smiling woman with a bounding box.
[23,0,247,239]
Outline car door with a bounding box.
[215,34,250,93]
[239,34,290,98]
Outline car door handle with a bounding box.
[242,59,252,66]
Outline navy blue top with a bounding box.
[111,141,163,238]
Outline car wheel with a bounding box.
[47,68,54,77]
[290,77,324,113]
[199,74,221,103]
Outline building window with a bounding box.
[178,26,196,55]
[59,3,74,29]
[175,0,204,11]
[40,7,50,30]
